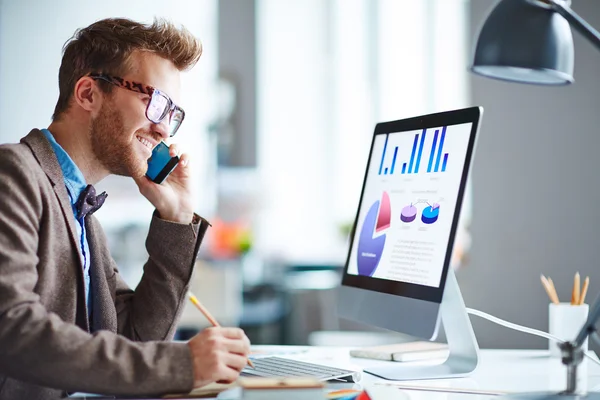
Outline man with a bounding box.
[0,17,250,399]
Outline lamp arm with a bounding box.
[574,291,600,348]
[549,0,600,52]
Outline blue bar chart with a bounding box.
[390,147,398,174]
[407,134,418,173]
[378,135,389,175]
[433,126,447,173]
[427,130,439,173]
[379,126,450,175]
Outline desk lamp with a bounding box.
[471,0,600,398]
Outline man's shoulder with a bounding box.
[0,133,47,185]
[0,135,52,214]
[0,140,39,170]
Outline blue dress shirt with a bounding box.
[41,129,92,320]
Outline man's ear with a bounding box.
[73,76,103,114]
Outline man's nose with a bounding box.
[152,119,170,139]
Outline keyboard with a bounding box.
[241,357,360,382]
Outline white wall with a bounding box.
[462,0,600,350]
[0,0,218,223]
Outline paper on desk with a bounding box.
[373,382,508,396]
[366,386,411,400]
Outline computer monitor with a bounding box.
[337,106,483,380]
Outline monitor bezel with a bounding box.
[341,106,482,304]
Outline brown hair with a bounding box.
[52,17,202,120]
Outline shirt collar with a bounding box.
[40,129,87,207]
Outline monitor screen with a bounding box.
[341,108,480,306]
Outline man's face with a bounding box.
[90,52,182,178]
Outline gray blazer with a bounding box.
[0,130,209,399]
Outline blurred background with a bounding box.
[1,0,599,351]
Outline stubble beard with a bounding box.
[90,101,147,178]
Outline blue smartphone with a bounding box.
[146,141,179,184]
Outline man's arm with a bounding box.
[0,149,194,396]
[115,143,211,341]
[101,213,210,341]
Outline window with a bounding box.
[255,0,472,266]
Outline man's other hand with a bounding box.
[187,327,251,388]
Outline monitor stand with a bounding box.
[364,268,479,380]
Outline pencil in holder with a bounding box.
[548,302,589,358]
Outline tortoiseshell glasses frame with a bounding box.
[89,73,185,137]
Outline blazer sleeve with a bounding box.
[112,212,210,341]
[0,149,194,397]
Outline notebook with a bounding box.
[162,381,237,399]
[350,341,449,362]
[162,377,325,399]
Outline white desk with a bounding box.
[248,346,600,399]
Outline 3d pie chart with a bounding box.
[357,192,390,276]
[422,204,440,224]
[400,204,418,223]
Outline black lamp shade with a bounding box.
[471,0,575,85]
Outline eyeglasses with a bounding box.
[89,73,185,137]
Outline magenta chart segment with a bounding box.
[375,191,391,232]
[378,126,449,175]
[401,200,440,225]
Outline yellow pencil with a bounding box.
[540,275,559,304]
[187,292,255,369]
[547,278,560,304]
[579,276,590,305]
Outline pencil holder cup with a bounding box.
[548,302,589,358]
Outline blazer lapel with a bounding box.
[86,218,117,333]
[21,129,90,331]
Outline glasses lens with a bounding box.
[169,108,185,137]
[147,92,169,123]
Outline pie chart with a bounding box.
[422,204,440,224]
[375,191,391,232]
[400,204,418,223]
[357,192,390,276]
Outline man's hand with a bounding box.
[187,327,251,388]
[134,143,195,224]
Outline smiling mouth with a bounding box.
[136,136,154,151]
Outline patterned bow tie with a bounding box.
[76,184,108,219]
